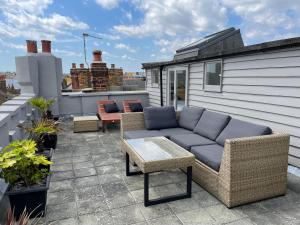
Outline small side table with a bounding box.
[73,116,99,133]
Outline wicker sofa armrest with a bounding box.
[120,112,145,138]
[218,133,290,206]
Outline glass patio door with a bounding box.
[168,68,188,110]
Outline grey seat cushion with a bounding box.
[160,127,194,139]
[170,134,215,150]
[179,106,205,131]
[144,106,178,130]
[216,119,272,146]
[193,111,230,140]
[191,144,224,171]
[124,130,163,139]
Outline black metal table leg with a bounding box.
[126,152,143,176]
[144,166,193,207]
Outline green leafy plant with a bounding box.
[29,97,55,119]
[0,140,52,187]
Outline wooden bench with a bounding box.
[122,99,142,113]
[97,100,121,132]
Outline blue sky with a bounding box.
[0,0,300,73]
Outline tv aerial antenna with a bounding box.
[82,33,103,68]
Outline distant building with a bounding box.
[108,64,123,90]
[0,75,7,104]
[70,50,124,92]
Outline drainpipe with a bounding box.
[159,66,164,106]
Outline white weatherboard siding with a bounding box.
[146,47,300,167]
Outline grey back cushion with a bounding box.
[193,111,231,140]
[144,106,178,130]
[216,119,272,146]
[179,106,205,131]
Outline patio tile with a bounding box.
[46,202,77,222]
[176,208,216,225]
[74,167,97,178]
[47,217,78,225]
[98,173,123,185]
[75,185,104,201]
[192,190,220,208]
[73,161,95,170]
[51,170,74,181]
[51,163,73,172]
[47,190,75,205]
[75,176,99,188]
[153,183,185,198]
[146,215,183,225]
[248,212,291,225]
[52,152,72,159]
[225,218,255,225]
[78,211,114,225]
[177,181,204,193]
[102,181,128,197]
[106,192,136,209]
[77,196,109,215]
[274,202,300,222]
[49,179,74,193]
[206,204,247,224]
[72,155,93,163]
[138,203,173,220]
[167,197,201,214]
[96,165,115,175]
[111,205,145,225]
[72,150,91,157]
[94,157,117,166]
[233,202,269,217]
[53,157,72,165]
[149,172,174,187]
[130,188,160,203]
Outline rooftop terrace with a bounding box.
[31,119,300,225]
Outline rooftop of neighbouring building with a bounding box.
[142,27,300,69]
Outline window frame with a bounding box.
[203,59,223,92]
[150,68,160,87]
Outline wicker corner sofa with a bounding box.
[120,106,290,208]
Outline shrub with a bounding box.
[0,140,52,187]
[29,97,55,119]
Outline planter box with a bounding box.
[6,176,50,219]
[40,134,57,150]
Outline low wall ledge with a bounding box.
[62,90,149,97]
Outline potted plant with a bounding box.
[29,97,56,120]
[27,119,59,155]
[0,140,52,219]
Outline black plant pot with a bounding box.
[6,176,50,219]
[40,133,57,150]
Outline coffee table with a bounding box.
[122,136,195,206]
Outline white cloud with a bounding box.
[125,11,132,20]
[221,0,300,43]
[121,54,135,61]
[95,0,120,9]
[96,32,121,40]
[115,43,136,52]
[114,0,227,37]
[0,0,89,41]
[53,49,82,57]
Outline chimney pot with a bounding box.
[111,64,115,69]
[72,63,76,69]
[41,40,51,53]
[93,50,102,62]
[80,63,84,69]
[26,40,37,53]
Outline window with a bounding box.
[204,61,222,92]
[151,69,159,86]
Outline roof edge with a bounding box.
[142,36,300,69]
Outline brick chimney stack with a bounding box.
[26,40,37,53]
[93,50,102,62]
[111,64,115,69]
[72,63,76,69]
[80,63,84,69]
[41,40,51,53]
